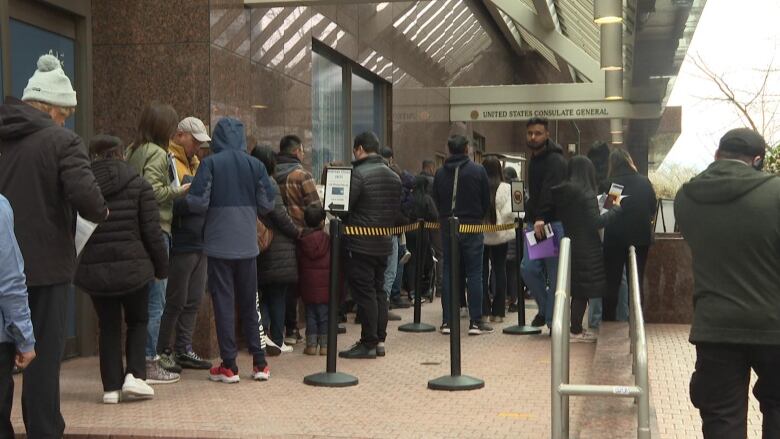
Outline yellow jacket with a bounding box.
[169,141,200,180]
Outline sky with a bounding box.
[661,0,780,171]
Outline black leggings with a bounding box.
[603,245,649,321]
[570,298,588,334]
[482,243,508,317]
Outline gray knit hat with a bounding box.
[22,54,77,107]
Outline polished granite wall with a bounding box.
[643,235,694,324]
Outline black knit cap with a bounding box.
[89,134,123,157]
[718,128,767,157]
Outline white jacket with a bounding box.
[484,182,517,246]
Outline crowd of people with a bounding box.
[3,53,774,439]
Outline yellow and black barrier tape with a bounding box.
[343,221,519,236]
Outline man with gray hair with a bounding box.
[0,54,107,438]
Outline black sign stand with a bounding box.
[428,217,484,391]
[304,218,359,387]
[400,220,436,333]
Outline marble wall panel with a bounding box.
[92,43,210,143]
[643,235,694,324]
[250,64,288,146]
[92,0,209,45]
[210,45,252,135]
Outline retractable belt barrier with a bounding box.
[342,221,519,236]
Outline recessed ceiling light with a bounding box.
[252,105,268,109]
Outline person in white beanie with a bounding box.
[0,53,107,438]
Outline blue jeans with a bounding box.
[588,270,630,328]
[260,283,288,347]
[146,232,170,358]
[305,303,328,342]
[383,236,399,299]
[441,225,484,324]
[520,222,564,327]
[391,243,406,299]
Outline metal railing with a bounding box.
[551,238,651,439]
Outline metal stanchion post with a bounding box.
[304,217,358,387]
[504,217,541,335]
[400,219,435,333]
[428,217,484,391]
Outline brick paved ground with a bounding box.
[646,324,762,439]
[10,301,597,438]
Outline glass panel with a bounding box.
[351,73,375,140]
[312,50,345,182]
[10,19,76,130]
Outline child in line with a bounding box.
[298,205,330,355]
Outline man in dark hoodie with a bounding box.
[276,134,321,346]
[186,117,275,383]
[0,54,107,437]
[432,134,493,335]
[520,117,567,329]
[675,128,780,438]
[339,132,401,359]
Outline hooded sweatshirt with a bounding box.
[432,154,490,224]
[0,97,107,286]
[186,117,275,259]
[527,139,567,224]
[675,159,780,345]
[297,229,331,305]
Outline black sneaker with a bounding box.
[439,323,450,334]
[159,350,183,373]
[388,310,402,321]
[338,342,377,359]
[389,296,412,309]
[508,302,519,313]
[468,321,494,335]
[531,313,546,327]
[175,350,212,370]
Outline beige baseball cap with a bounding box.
[178,117,211,143]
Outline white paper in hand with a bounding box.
[75,214,98,256]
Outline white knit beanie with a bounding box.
[22,54,77,107]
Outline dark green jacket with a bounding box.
[675,160,780,345]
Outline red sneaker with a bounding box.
[252,364,270,381]
[209,364,240,383]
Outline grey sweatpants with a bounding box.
[157,252,207,354]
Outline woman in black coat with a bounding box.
[405,175,439,301]
[552,156,621,342]
[602,149,657,320]
[251,146,300,353]
[75,135,169,404]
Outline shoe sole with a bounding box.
[122,388,154,399]
[252,373,270,381]
[440,329,450,334]
[468,330,495,335]
[208,374,240,384]
[178,361,212,370]
[376,351,386,357]
[146,376,181,385]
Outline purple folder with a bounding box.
[524,229,560,260]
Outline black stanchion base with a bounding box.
[502,325,542,335]
[398,322,436,333]
[303,372,359,388]
[428,375,484,391]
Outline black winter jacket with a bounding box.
[257,179,299,285]
[432,154,490,224]
[0,97,107,286]
[172,182,206,254]
[344,155,402,256]
[527,140,567,224]
[603,171,657,248]
[552,182,621,299]
[75,160,168,296]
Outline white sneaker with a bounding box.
[570,331,597,343]
[122,373,154,399]
[103,390,120,404]
[280,342,293,353]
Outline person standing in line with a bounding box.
[251,146,300,355]
[675,128,780,438]
[75,135,169,403]
[502,166,522,313]
[381,147,413,312]
[126,103,186,384]
[601,149,656,320]
[186,117,275,383]
[0,194,36,433]
[339,132,401,359]
[405,175,439,302]
[156,117,213,372]
[551,156,622,343]
[481,157,515,323]
[520,117,567,330]
[275,135,321,346]
[432,135,493,335]
[298,205,331,355]
[0,54,107,437]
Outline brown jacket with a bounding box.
[275,154,321,229]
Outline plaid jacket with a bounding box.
[275,154,321,229]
